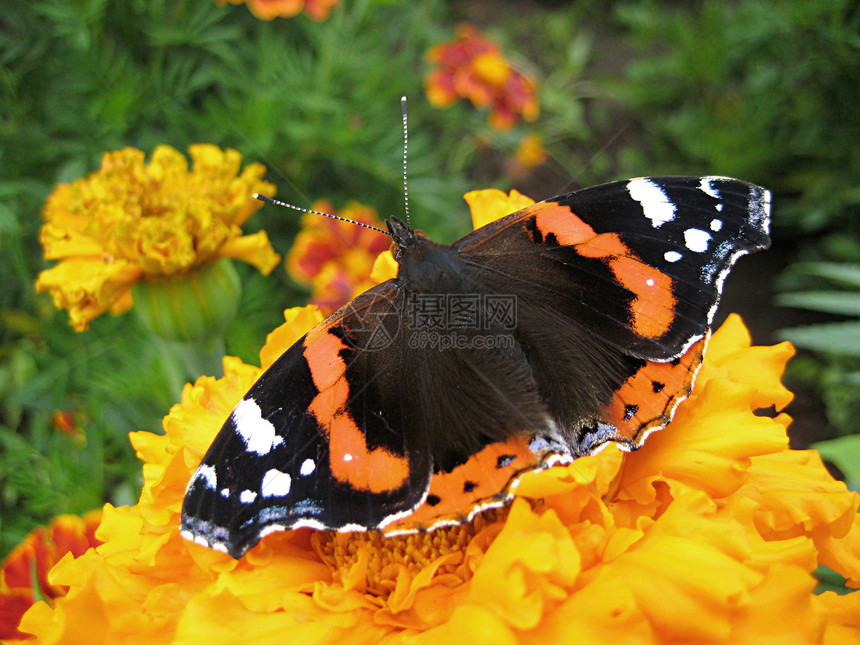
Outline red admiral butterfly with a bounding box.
[181,176,770,558]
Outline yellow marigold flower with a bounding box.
[17,190,860,643]
[216,0,340,21]
[425,24,540,132]
[0,511,101,640]
[35,145,279,332]
[286,199,389,314]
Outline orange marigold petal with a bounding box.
[729,564,823,644]
[259,305,325,370]
[816,511,860,588]
[424,24,540,131]
[368,250,398,285]
[617,378,789,503]
[467,499,579,630]
[814,591,860,644]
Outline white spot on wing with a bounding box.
[628,178,676,228]
[232,398,281,456]
[239,489,258,504]
[343,453,353,462]
[219,488,230,498]
[299,459,316,476]
[195,464,217,490]
[664,250,683,263]
[261,469,292,497]
[699,177,720,200]
[684,228,712,253]
[710,218,723,231]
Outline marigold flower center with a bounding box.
[471,51,511,86]
[313,508,506,598]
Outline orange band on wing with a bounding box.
[308,377,349,423]
[604,338,705,444]
[304,328,409,493]
[576,232,629,259]
[328,413,410,493]
[610,256,675,339]
[531,206,676,339]
[534,204,597,245]
[304,328,348,390]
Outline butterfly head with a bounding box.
[386,216,421,261]
[386,216,473,294]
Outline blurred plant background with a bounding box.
[1,0,858,566]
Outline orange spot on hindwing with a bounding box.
[383,435,539,534]
[303,327,409,494]
[604,337,706,445]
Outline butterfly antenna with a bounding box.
[400,95,411,228]
[252,193,390,236]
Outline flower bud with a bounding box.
[132,258,241,343]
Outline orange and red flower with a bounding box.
[216,0,340,21]
[0,511,101,640]
[286,199,390,314]
[425,24,540,132]
[505,133,549,180]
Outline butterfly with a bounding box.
[181,176,770,558]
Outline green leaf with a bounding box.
[813,564,852,595]
[778,321,860,356]
[811,434,860,491]
[794,263,860,289]
[776,291,860,317]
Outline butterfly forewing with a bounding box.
[456,177,770,359]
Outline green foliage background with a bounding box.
[1,0,858,561]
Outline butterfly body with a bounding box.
[182,176,770,558]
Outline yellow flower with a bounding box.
[425,24,540,132]
[17,190,860,643]
[216,0,340,21]
[35,145,279,331]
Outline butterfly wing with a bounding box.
[181,282,435,558]
[452,176,770,449]
[183,176,771,554]
[387,177,771,534]
[457,176,770,359]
